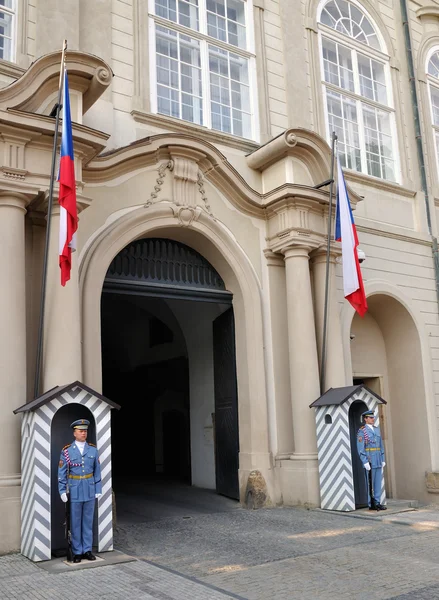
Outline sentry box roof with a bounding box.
[309,384,387,408]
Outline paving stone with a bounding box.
[3,505,439,599]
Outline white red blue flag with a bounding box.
[335,158,368,317]
[58,68,78,286]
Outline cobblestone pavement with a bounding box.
[115,504,439,600]
[3,504,439,599]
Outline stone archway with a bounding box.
[348,293,433,502]
[79,203,273,503]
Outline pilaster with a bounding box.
[0,192,29,553]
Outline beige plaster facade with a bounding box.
[2,0,439,555]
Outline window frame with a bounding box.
[148,0,259,142]
[317,0,400,183]
[426,48,439,177]
[0,0,16,64]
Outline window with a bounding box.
[0,0,15,62]
[318,0,397,182]
[427,51,439,172]
[150,0,256,140]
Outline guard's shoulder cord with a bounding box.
[88,443,96,447]
[63,446,82,467]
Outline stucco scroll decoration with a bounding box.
[145,160,174,207]
[197,171,214,217]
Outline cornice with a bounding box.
[84,133,334,218]
[131,110,259,153]
[0,59,25,79]
[416,6,439,20]
[356,223,432,247]
[0,50,112,115]
[344,170,416,198]
[0,109,109,163]
[246,127,363,206]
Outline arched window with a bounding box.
[427,51,439,171]
[318,0,396,181]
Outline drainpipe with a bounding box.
[400,0,439,310]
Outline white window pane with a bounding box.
[156,25,203,125]
[207,0,246,48]
[156,0,199,30]
[227,0,245,25]
[322,38,353,92]
[0,10,12,61]
[428,52,439,80]
[430,86,439,127]
[178,0,199,29]
[326,90,361,171]
[362,104,394,180]
[207,0,225,17]
[156,0,177,23]
[358,54,387,105]
[319,0,381,50]
[0,0,13,8]
[209,45,251,137]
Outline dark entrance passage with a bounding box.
[101,238,240,516]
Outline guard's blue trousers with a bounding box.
[70,499,95,556]
[364,467,383,506]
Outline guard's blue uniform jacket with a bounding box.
[357,424,385,506]
[58,442,102,556]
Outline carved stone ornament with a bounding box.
[172,205,202,227]
[145,156,215,221]
[197,171,213,216]
[145,160,174,207]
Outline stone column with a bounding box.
[0,193,28,552]
[279,245,320,505]
[264,250,293,457]
[311,248,346,391]
[42,204,82,391]
[283,245,320,455]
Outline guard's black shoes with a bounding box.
[376,504,387,511]
[72,555,81,563]
[82,551,96,561]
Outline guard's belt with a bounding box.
[68,473,93,480]
[366,448,381,451]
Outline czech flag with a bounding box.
[335,158,368,317]
[58,68,78,286]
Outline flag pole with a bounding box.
[320,131,338,394]
[33,40,68,399]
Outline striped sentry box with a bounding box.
[310,385,387,512]
[14,382,120,562]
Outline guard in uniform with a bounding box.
[58,419,102,562]
[356,409,387,511]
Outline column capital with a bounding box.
[310,243,342,265]
[0,192,29,212]
[281,244,313,260]
[263,249,284,267]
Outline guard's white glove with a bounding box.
[382,462,386,468]
[364,463,371,471]
[95,493,102,499]
[60,493,68,503]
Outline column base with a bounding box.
[276,455,320,507]
[0,480,21,554]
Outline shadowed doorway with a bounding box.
[101,238,240,521]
